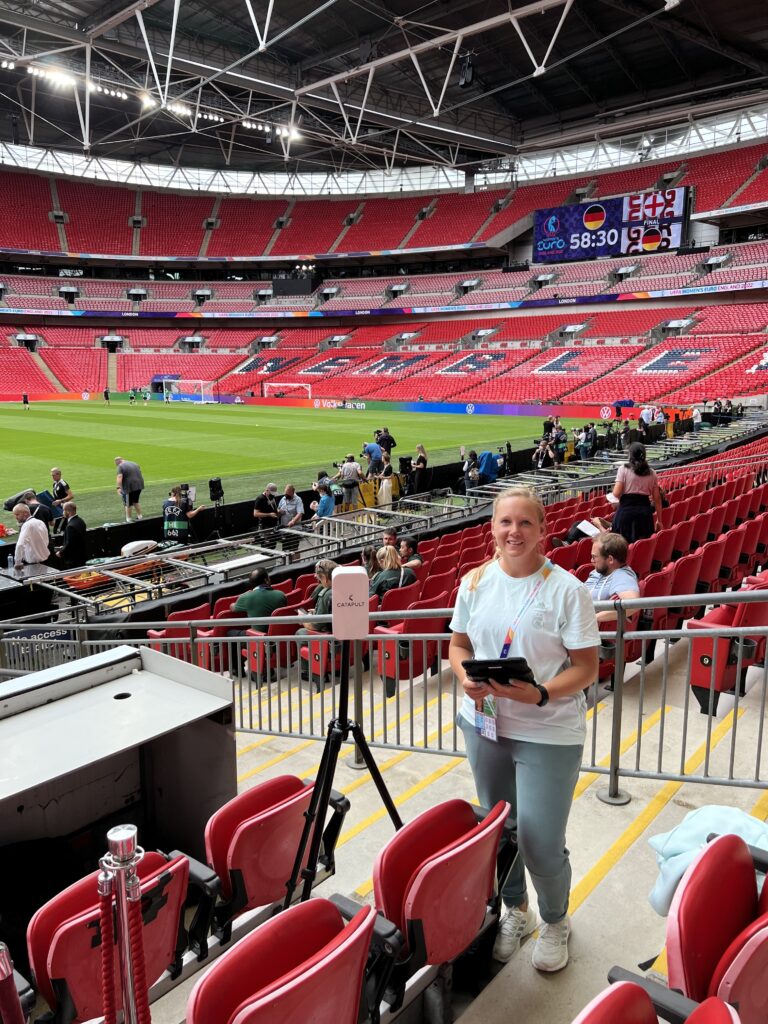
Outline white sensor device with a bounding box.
[331,566,370,640]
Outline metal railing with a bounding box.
[3,589,768,802]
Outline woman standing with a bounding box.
[610,442,663,543]
[377,452,394,506]
[411,444,428,494]
[449,486,599,972]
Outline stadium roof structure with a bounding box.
[0,0,766,177]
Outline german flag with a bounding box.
[583,204,606,230]
[642,227,662,251]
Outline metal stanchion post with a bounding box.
[347,638,365,769]
[0,942,26,1024]
[100,825,144,1024]
[598,603,631,806]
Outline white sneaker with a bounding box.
[492,905,537,962]
[532,916,571,972]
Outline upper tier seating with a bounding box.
[117,354,241,390]
[608,273,698,294]
[567,334,765,403]
[479,178,588,241]
[688,303,768,334]
[730,167,768,209]
[41,349,107,392]
[488,314,575,343]
[460,288,531,304]
[0,349,58,393]
[588,162,679,198]
[200,300,257,313]
[405,317,502,346]
[269,199,358,256]
[202,329,258,350]
[73,297,132,311]
[679,143,768,212]
[345,324,423,347]
[542,259,625,283]
[407,190,504,247]
[3,295,68,309]
[0,172,59,250]
[139,192,215,257]
[207,198,289,256]
[30,328,101,348]
[57,180,134,254]
[708,242,768,266]
[123,330,183,349]
[340,195,428,251]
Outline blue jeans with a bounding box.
[459,716,582,923]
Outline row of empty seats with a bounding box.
[0,144,766,258]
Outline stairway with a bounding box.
[470,186,516,242]
[724,160,767,209]
[107,352,118,391]
[329,202,365,253]
[198,196,222,258]
[263,200,295,256]
[48,179,69,251]
[31,352,65,391]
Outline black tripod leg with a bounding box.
[283,717,347,908]
[349,722,403,830]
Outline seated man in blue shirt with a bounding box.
[584,533,640,621]
[362,439,384,476]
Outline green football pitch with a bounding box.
[0,401,575,528]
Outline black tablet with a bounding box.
[462,657,537,686]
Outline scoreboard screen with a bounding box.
[532,187,688,263]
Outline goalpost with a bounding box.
[162,379,216,404]
[263,382,313,399]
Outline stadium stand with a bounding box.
[2,294,68,309]
[679,142,768,211]
[203,329,258,350]
[487,314,577,343]
[579,308,697,337]
[145,281,197,299]
[0,171,59,250]
[567,334,766,403]
[139,192,215,257]
[340,195,428,251]
[479,178,589,241]
[117,354,242,390]
[41,349,107,391]
[57,180,135,255]
[269,198,359,255]
[588,162,679,199]
[123,330,184,350]
[402,317,503,347]
[397,348,541,402]
[35,328,102,348]
[662,340,768,403]
[406,190,504,247]
[729,164,768,208]
[219,349,331,395]
[73,297,133,311]
[207,197,289,256]
[0,348,58,393]
[688,303,768,334]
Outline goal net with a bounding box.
[263,381,312,399]
[162,379,216,404]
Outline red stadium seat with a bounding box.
[147,602,211,663]
[186,898,375,1024]
[572,982,740,1024]
[27,853,189,1024]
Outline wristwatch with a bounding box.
[534,683,550,708]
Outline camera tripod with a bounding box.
[283,638,402,907]
[204,498,226,541]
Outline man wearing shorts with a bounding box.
[114,456,145,522]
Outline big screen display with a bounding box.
[532,187,688,263]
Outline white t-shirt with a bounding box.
[450,560,600,745]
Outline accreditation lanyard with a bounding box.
[475,560,553,741]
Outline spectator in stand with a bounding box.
[12,504,51,570]
[377,452,394,507]
[362,438,384,477]
[377,427,397,455]
[232,568,287,619]
[309,484,335,526]
[278,484,304,554]
[583,534,640,619]
[370,545,416,599]
[114,457,144,522]
[399,536,423,570]
[55,502,87,568]
[300,559,338,635]
[253,483,280,535]
[361,545,379,580]
[382,526,399,547]
[448,486,599,972]
[610,442,663,544]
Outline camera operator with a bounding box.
[552,424,568,466]
[162,485,205,542]
[376,426,397,455]
[532,438,555,472]
[333,454,364,511]
[362,437,384,476]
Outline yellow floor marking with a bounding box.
[750,790,768,821]
[573,706,669,800]
[569,709,743,915]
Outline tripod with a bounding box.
[283,638,402,907]
[204,499,226,541]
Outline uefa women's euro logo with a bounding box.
[543,214,560,236]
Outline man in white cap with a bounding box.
[253,482,280,535]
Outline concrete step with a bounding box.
[31,351,65,391]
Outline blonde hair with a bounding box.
[377,545,401,571]
[466,486,546,591]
